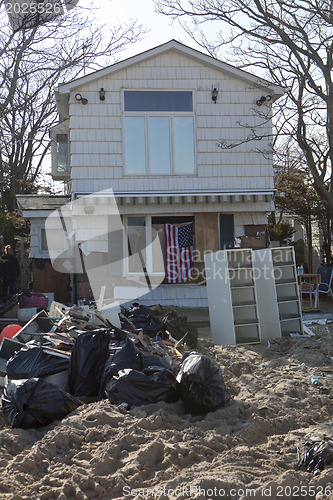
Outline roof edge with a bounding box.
[56,40,284,96]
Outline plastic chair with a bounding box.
[299,267,333,308]
[315,267,333,299]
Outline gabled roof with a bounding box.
[56,39,284,96]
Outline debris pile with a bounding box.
[0,300,228,429]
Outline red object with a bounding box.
[20,292,48,308]
[0,324,22,342]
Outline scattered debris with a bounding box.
[162,309,198,347]
[120,303,164,338]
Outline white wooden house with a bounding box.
[18,40,284,306]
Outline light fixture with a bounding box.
[75,93,88,105]
[84,205,94,214]
[99,88,105,101]
[256,95,272,106]
[212,87,219,103]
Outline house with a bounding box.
[16,195,71,303]
[17,40,284,307]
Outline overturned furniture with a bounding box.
[205,246,303,345]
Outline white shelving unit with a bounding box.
[205,246,303,345]
[252,248,281,340]
[271,246,303,336]
[205,249,261,345]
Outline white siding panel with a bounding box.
[71,141,122,155]
[71,128,121,143]
[70,116,121,129]
[71,154,122,168]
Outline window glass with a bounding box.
[149,117,171,174]
[124,91,193,112]
[220,214,235,249]
[56,134,68,173]
[41,228,48,251]
[125,117,146,174]
[174,117,195,173]
[127,217,146,272]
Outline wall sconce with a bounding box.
[212,87,219,103]
[99,88,105,101]
[75,93,88,105]
[256,95,272,106]
[84,205,94,214]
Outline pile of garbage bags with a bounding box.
[1,303,229,429]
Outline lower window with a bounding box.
[124,215,195,283]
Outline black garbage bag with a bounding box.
[176,352,229,414]
[68,329,110,398]
[141,352,172,370]
[298,439,333,473]
[106,367,178,407]
[120,303,163,338]
[7,344,69,379]
[2,378,81,429]
[162,310,198,347]
[100,336,143,392]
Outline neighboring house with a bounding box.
[16,195,71,303]
[18,40,284,307]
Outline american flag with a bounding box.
[164,223,193,283]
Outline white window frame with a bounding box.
[123,215,156,276]
[123,90,197,176]
[40,227,49,254]
[50,119,70,180]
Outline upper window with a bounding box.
[56,134,69,173]
[124,91,195,175]
[124,91,193,112]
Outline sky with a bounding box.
[80,0,214,58]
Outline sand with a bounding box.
[1,322,333,499]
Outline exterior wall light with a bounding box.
[212,87,219,103]
[75,93,88,105]
[256,95,272,106]
[84,205,94,214]
[99,88,106,101]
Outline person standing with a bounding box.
[1,245,20,298]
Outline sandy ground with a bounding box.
[1,322,333,500]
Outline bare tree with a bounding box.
[0,1,144,212]
[156,0,333,214]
